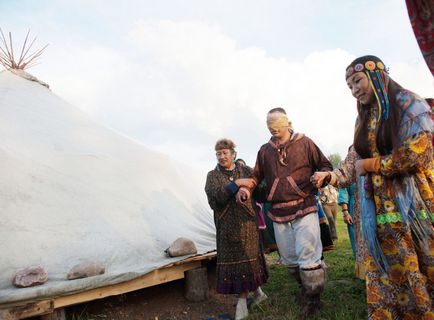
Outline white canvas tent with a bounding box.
[0,70,216,310]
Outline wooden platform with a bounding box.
[0,251,216,320]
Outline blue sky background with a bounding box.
[1,0,432,171]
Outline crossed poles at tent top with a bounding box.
[0,28,48,70]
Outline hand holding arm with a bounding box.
[236,187,251,203]
[235,178,256,189]
[311,171,331,189]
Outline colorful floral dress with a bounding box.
[334,91,434,319]
[363,91,434,320]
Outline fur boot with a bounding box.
[289,266,305,305]
[299,265,326,319]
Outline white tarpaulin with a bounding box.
[0,71,216,306]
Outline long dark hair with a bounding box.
[354,77,403,158]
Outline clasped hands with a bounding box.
[310,171,330,189]
[235,159,372,202]
[310,159,372,189]
[234,178,255,203]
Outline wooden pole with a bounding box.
[40,308,66,320]
[184,267,209,302]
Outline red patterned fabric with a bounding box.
[406,0,434,75]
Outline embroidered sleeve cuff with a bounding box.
[363,157,381,173]
[225,181,240,195]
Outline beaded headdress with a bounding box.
[346,55,390,121]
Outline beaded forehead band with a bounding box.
[346,56,390,121]
[345,59,386,79]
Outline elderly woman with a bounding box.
[313,55,433,319]
[205,138,268,320]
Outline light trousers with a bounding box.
[273,212,322,269]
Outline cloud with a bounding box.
[123,21,357,167]
[34,19,432,173]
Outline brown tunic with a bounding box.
[205,163,268,294]
[252,133,333,223]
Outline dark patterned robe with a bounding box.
[205,163,268,294]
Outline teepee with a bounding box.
[0,31,215,309]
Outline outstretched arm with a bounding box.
[311,146,358,188]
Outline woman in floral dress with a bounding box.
[313,55,433,319]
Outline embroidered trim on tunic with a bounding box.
[267,178,280,201]
[272,198,305,209]
[268,205,317,223]
[376,209,433,225]
[286,176,309,198]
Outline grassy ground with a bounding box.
[247,216,367,320]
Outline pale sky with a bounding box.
[1,0,433,174]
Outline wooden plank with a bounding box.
[0,252,216,319]
[53,260,201,308]
[0,300,53,319]
[171,251,216,266]
[159,251,216,269]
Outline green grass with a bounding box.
[248,215,367,319]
